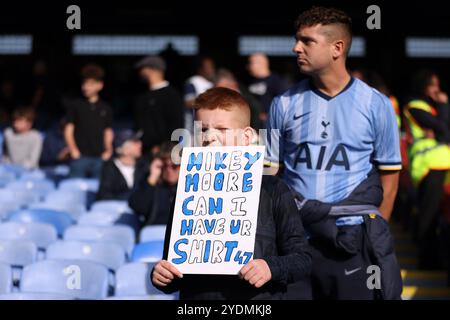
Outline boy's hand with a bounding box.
[239,259,272,288]
[70,148,81,160]
[152,260,183,287]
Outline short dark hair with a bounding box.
[12,107,35,123]
[295,6,352,54]
[412,69,437,97]
[80,63,105,81]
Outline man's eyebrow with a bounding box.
[295,34,315,42]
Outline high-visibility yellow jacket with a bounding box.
[403,99,450,186]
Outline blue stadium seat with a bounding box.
[139,225,167,243]
[0,201,21,221]
[0,222,57,250]
[0,292,74,300]
[64,225,135,256]
[78,211,121,226]
[0,240,37,267]
[0,164,25,178]
[90,200,132,214]
[45,190,86,207]
[131,241,164,263]
[59,178,99,193]
[46,241,125,271]
[0,189,39,208]
[115,263,159,297]
[30,200,86,221]
[7,179,55,200]
[20,260,109,300]
[0,263,12,294]
[9,209,75,237]
[19,169,46,181]
[0,171,16,188]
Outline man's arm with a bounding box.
[102,128,114,160]
[64,123,80,159]
[378,170,400,221]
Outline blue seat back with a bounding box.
[46,241,125,271]
[9,209,74,237]
[20,260,109,299]
[0,222,57,249]
[90,200,132,214]
[0,263,12,294]
[139,225,167,243]
[115,263,160,296]
[0,240,37,267]
[131,241,164,263]
[64,225,135,256]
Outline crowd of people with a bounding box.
[0,6,450,299]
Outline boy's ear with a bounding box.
[243,126,256,146]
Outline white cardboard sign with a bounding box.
[167,145,265,275]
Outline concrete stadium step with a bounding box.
[402,286,450,300]
[401,270,448,287]
[391,221,450,300]
[398,256,418,270]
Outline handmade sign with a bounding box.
[167,145,265,274]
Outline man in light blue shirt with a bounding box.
[266,7,402,299]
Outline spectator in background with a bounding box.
[128,141,179,227]
[0,79,18,128]
[39,117,70,166]
[183,56,216,133]
[214,68,263,130]
[97,129,148,201]
[403,70,450,269]
[247,53,289,126]
[63,64,114,178]
[3,107,43,169]
[134,56,184,155]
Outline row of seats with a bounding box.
[0,260,176,300]
[0,164,172,299]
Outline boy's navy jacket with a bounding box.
[154,175,313,300]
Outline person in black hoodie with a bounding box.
[128,141,179,226]
[151,87,313,300]
[97,129,148,201]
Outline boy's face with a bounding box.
[81,78,103,98]
[195,108,253,147]
[13,117,32,133]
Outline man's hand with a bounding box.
[101,150,112,161]
[152,260,183,287]
[148,158,163,186]
[239,259,272,288]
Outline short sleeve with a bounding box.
[104,105,113,129]
[65,100,76,124]
[265,96,285,168]
[372,94,402,171]
[183,83,196,102]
